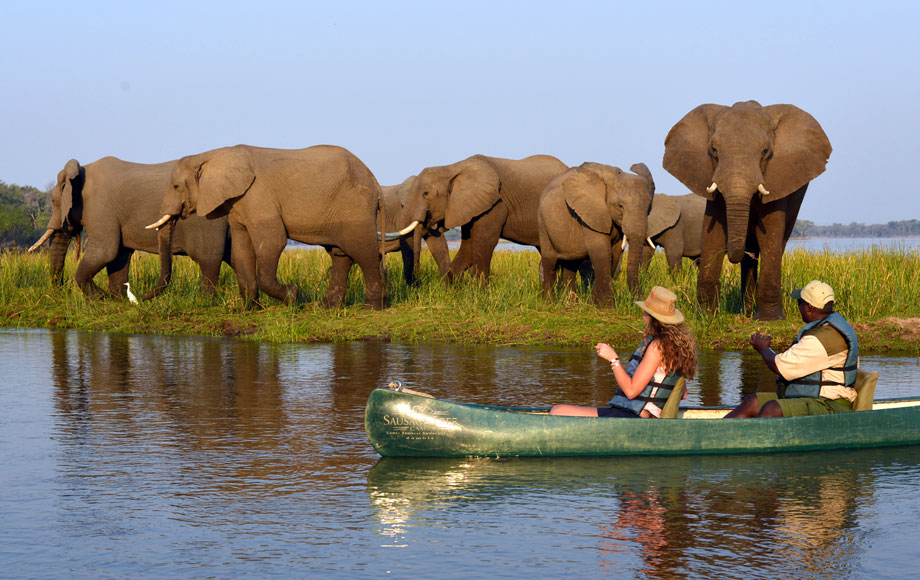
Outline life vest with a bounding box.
[608,337,683,416]
[778,311,860,399]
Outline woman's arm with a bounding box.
[610,341,661,399]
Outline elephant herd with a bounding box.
[30,100,831,320]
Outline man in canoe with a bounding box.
[550,286,698,418]
[725,280,860,418]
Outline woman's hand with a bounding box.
[595,342,619,363]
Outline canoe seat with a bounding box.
[852,369,878,411]
[660,377,687,419]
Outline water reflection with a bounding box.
[3,329,918,578]
[367,448,907,579]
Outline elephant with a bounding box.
[537,162,655,305]
[29,157,231,299]
[147,144,384,309]
[640,193,707,273]
[399,154,568,281]
[380,175,451,285]
[663,101,832,320]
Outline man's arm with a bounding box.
[750,333,780,375]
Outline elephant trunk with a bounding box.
[724,192,755,264]
[141,218,175,300]
[48,231,72,286]
[713,167,759,264]
[625,232,646,296]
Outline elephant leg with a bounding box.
[332,226,384,309]
[586,238,613,306]
[74,236,120,298]
[230,224,259,307]
[449,226,475,281]
[698,198,728,312]
[540,254,558,300]
[425,232,452,281]
[452,206,506,280]
[740,251,759,315]
[198,258,222,296]
[753,197,795,320]
[577,260,595,291]
[248,218,297,305]
[560,263,579,298]
[105,247,134,296]
[324,248,354,308]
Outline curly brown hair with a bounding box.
[645,316,698,380]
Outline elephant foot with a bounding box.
[282,283,299,305]
[753,308,785,321]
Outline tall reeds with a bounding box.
[2,243,918,348]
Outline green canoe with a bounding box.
[364,385,920,458]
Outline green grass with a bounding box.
[2,244,919,353]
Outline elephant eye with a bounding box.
[173,183,180,190]
[422,190,429,198]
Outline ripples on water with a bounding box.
[2,329,920,579]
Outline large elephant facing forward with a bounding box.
[148,145,384,308]
[30,157,231,299]
[537,162,655,305]
[663,101,831,320]
[399,154,568,281]
[641,193,707,273]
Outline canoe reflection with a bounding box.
[367,448,918,578]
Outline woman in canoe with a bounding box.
[551,286,698,418]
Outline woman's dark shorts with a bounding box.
[597,406,641,418]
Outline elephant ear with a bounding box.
[663,104,725,200]
[444,158,501,229]
[56,159,82,229]
[647,194,681,238]
[762,104,832,200]
[563,167,612,235]
[196,148,256,217]
[629,163,656,196]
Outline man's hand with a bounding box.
[749,332,772,351]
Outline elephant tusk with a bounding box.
[706,182,718,194]
[758,183,770,196]
[28,229,54,252]
[381,231,403,242]
[145,214,173,230]
[621,238,628,251]
[647,237,656,249]
[398,220,419,236]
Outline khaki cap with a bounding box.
[792,280,835,309]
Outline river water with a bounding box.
[2,329,920,579]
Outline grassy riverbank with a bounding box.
[2,246,919,353]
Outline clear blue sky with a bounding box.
[3,0,917,225]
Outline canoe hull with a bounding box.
[364,388,920,458]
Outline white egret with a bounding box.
[124,282,139,304]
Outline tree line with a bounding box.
[0,181,51,249]
[791,219,920,238]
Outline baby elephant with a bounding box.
[538,162,655,305]
[642,193,707,273]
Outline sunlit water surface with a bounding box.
[2,329,919,579]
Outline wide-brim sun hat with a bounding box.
[635,286,684,325]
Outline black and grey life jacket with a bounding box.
[608,337,683,416]
[778,312,859,399]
